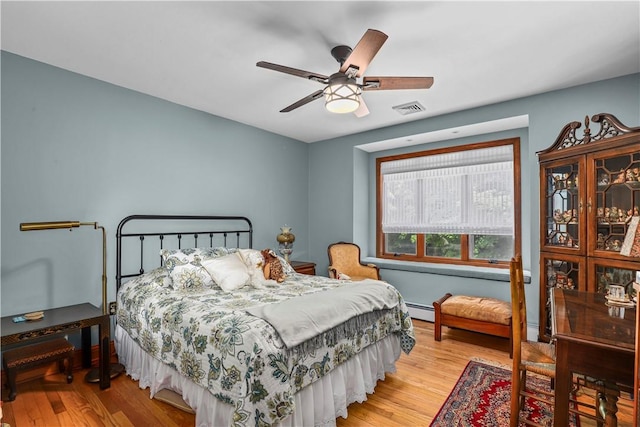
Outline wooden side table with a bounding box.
[289,260,316,275]
[1,303,111,390]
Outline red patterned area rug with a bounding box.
[430,360,578,427]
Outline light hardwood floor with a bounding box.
[1,319,634,426]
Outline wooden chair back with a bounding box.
[509,254,526,427]
[510,255,527,351]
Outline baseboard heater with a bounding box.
[405,302,434,322]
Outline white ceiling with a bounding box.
[2,1,639,144]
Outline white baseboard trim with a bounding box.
[405,302,434,322]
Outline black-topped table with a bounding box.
[1,303,111,389]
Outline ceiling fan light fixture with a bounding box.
[258,29,433,116]
[324,75,361,114]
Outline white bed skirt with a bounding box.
[115,325,401,427]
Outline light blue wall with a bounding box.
[3,49,639,335]
[309,73,640,329]
[1,51,310,316]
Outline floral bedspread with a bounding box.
[116,267,415,427]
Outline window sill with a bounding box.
[362,257,531,283]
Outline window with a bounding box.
[376,138,521,267]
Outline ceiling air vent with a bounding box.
[392,101,425,115]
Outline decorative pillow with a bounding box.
[169,263,215,290]
[153,268,174,288]
[261,249,286,283]
[201,252,251,292]
[160,247,237,265]
[276,255,295,275]
[160,247,238,290]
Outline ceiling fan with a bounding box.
[256,29,434,117]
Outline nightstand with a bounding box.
[289,260,316,275]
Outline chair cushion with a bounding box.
[521,340,556,377]
[441,295,511,325]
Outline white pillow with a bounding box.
[238,249,264,272]
[238,248,278,288]
[202,252,250,292]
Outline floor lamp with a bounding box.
[19,220,124,382]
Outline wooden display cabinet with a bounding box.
[538,113,640,342]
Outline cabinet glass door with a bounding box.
[589,258,638,295]
[539,254,585,341]
[542,159,583,254]
[591,148,640,258]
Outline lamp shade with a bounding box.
[324,75,361,114]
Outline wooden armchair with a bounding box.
[327,242,380,281]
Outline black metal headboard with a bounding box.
[116,215,253,292]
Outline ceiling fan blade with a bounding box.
[339,29,388,77]
[280,90,324,113]
[354,97,369,118]
[362,76,434,91]
[257,61,329,83]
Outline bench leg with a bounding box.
[57,355,74,384]
[5,367,17,401]
[433,293,452,342]
[434,315,442,341]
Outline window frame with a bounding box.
[375,137,521,268]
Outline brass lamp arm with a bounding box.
[20,220,108,315]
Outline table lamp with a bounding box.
[19,220,124,382]
[276,225,295,262]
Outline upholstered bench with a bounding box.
[433,293,512,356]
[3,337,74,401]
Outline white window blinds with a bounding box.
[381,145,514,235]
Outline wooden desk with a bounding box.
[552,288,635,427]
[1,303,111,389]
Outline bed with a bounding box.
[114,215,415,427]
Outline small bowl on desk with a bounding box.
[24,311,44,321]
